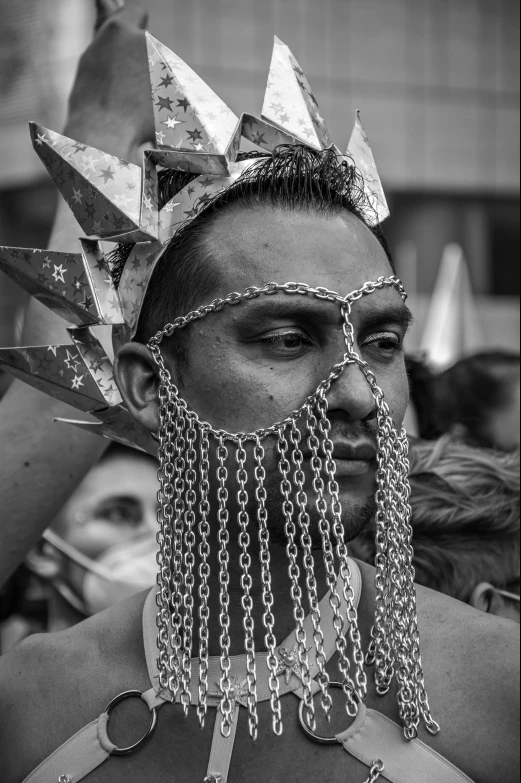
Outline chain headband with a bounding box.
[147,276,440,743]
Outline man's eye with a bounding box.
[260,330,312,353]
[362,332,402,356]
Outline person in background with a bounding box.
[352,434,520,622]
[404,354,442,440]
[434,350,520,452]
[0,443,158,650]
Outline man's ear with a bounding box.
[468,582,503,616]
[114,342,162,434]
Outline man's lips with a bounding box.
[330,441,377,461]
[304,440,377,478]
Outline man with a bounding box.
[0,7,518,783]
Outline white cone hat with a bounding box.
[420,243,483,371]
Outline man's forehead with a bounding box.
[207,204,392,295]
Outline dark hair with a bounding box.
[110,146,392,363]
[434,350,520,449]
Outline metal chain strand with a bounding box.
[180,417,198,713]
[254,436,283,735]
[305,409,357,708]
[316,397,368,711]
[168,404,187,697]
[216,437,234,736]
[147,278,440,747]
[277,427,315,729]
[289,420,332,721]
[236,440,259,740]
[155,379,176,690]
[197,428,211,728]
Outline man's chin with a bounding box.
[306,492,376,549]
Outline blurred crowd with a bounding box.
[1,347,519,653]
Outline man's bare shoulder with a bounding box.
[0,591,150,782]
[356,559,520,782]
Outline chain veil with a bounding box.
[148,276,440,753]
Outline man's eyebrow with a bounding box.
[356,302,414,331]
[234,296,414,330]
[234,296,342,324]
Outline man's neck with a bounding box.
[185,512,343,657]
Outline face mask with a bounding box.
[37,529,158,616]
[82,533,158,614]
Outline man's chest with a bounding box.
[71,699,384,783]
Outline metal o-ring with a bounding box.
[298,682,361,745]
[105,690,158,756]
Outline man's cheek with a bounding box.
[381,371,409,429]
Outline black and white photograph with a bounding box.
[0,1,519,781]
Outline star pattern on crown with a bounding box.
[0,32,389,454]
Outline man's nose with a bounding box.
[325,360,377,421]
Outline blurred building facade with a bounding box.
[0,0,519,354]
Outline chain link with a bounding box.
[277,427,315,729]
[180,416,197,713]
[305,408,360,712]
[197,428,211,728]
[236,440,259,740]
[289,420,332,721]
[216,437,233,736]
[365,760,385,783]
[155,380,175,691]
[168,404,186,697]
[317,397,368,709]
[254,436,283,735]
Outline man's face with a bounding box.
[155,205,411,541]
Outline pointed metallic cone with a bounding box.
[0,245,101,326]
[146,32,239,160]
[346,112,389,226]
[0,242,125,327]
[68,326,123,407]
[79,239,125,326]
[30,123,156,243]
[147,148,230,177]
[0,345,111,413]
[241,113,303,153]
[147,113,243,177]
[117,240,166,338]
[262,36,334,151]
[56,408,157,456]
[140,150,160,240]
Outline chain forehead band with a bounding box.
[147,276,440,744]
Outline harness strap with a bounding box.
[22,716,115,783]
[336,704,475,783]
[205,706,240,783]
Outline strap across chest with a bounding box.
[22,561,475,783]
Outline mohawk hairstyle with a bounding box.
[109,145,393,359]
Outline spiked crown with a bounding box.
[0,32,389,452]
